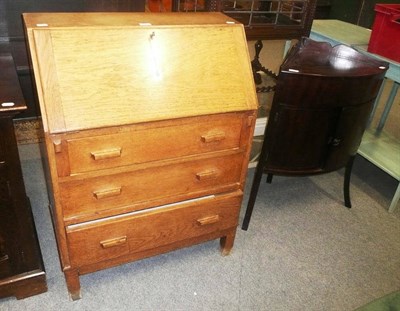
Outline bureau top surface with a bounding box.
[23,12,238,29]
[24,13,257,134]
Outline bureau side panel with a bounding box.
[40,134,72,270]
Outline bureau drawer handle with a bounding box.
[195,169,218,181]
[201,131,226,143]
[93,187,122,200]
[91,148,122,160]
[100,236,127,249]
[197,215,220,226]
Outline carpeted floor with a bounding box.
[0,143,399,310]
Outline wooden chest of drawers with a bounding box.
[24,12,257,299]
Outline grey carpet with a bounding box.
[1,143,399,311]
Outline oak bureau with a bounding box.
[24,12,258,299]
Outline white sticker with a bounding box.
[36,23,48,27]
[1,102,15,107]
[139,22,152,26]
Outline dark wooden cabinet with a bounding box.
[172,0,318,40]
[0,53,46,299]
[264,38,388,175]
[242,38,389,230]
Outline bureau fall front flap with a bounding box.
[24,12,257,134]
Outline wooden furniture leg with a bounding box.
[388,182,400,213]
[242,141,268,231]
[64,269,81,300]
[242,170,263,231]
[344,155,355,208]
[220,230,236,256]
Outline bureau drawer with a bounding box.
[66,192,242,267]
[60,152,244,221]
[57,113,246,176]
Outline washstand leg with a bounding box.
[344,155,355,208]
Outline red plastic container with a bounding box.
[368,4,400,63]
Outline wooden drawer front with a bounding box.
[66,193,242,267]
[62,113,244,176]
[60,153,244,220]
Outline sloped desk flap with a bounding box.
[24,13,257,134]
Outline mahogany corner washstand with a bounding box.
[242,37,389,230]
